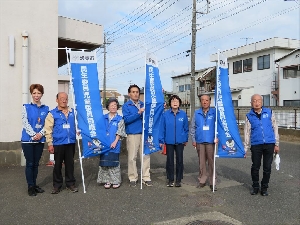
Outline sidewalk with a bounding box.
[0,141,299,225]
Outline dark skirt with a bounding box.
[99,152,119,167]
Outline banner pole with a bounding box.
[66,48,87,193]
[140,53,148,190]
[212,50,220,193]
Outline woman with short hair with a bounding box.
[21,84,49,196]
[159,95,189,187]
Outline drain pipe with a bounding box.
[22,31,29,104]
[21,31,29,166]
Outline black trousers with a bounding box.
[53,144,76,189]
[166,144,184,182]
[251,143,274,189]
[22,143,44,188]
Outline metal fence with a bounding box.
[181,106,300,130]
[235,107,299,129]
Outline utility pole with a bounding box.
[101,33,112,107]
[190,0,210,119]
[190,0,197,119]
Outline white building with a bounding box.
[210,37,299,106]
[171,67,216,108]
[274,48,300,106]
[0,0,103,163]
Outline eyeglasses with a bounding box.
[251,99,262,103]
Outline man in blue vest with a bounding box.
[191,94,218,191]
[244,94,279,196]
[45,92,78,194]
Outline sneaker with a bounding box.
[167,181,174,187]
[129,181,137,187]
[175,181,181,187]
[66,185,78,193]
[143,180,153,187]
[51,187,60,194]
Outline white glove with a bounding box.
[274,153,280,170]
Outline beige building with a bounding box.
[0,0,103,165]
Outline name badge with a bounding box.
[35,124,42,129]
[203,125,209,130]
[63,124,70,129]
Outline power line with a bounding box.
[100,4,298,82]
[104,0,266,73]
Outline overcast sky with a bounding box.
[58,0,300,95]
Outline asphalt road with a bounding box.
[0,141,299,225]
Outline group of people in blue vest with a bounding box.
[21,83,279,197]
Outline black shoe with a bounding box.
[261,189,268,196]
[175,181,181,187]
[129,181,137,187]
[28,186,37,196]
[250,188,259,195]
[34,185,45,193]
[66,185,78,193]
[210,185,217,191]
[167,181,174,187]
[51,187,61,194]
[197,183,205,188]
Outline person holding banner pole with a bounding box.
[97,99,126,189]
[44,92,78,194]
[244,94,279,196]
[122,84,153,187]
[191,94,218,191]
[159,95,189,187]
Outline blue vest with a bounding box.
[21,103,49,142]
[247,107,275,145]
[159,109,189,145]
[104,114,122,154]
[50,107,76,145]
[122,100,144,134]
[194,107,216,144]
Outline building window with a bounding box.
[232,100,238,107]
[233,60,242,74]
[243,58,252,72]
[179,85,184,92]
[262,94,270,106]
[283,69,300,79]
[283,100,300,107]
[185,84,191,91]
[257,55,270,70]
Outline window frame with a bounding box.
[243,58,253,72]
[233,60,242,74]
[257,54,270,70]
[179,85,184,92]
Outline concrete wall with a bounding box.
[58,17,103,45]
[0,139,128,166]
[0,0,58,143]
